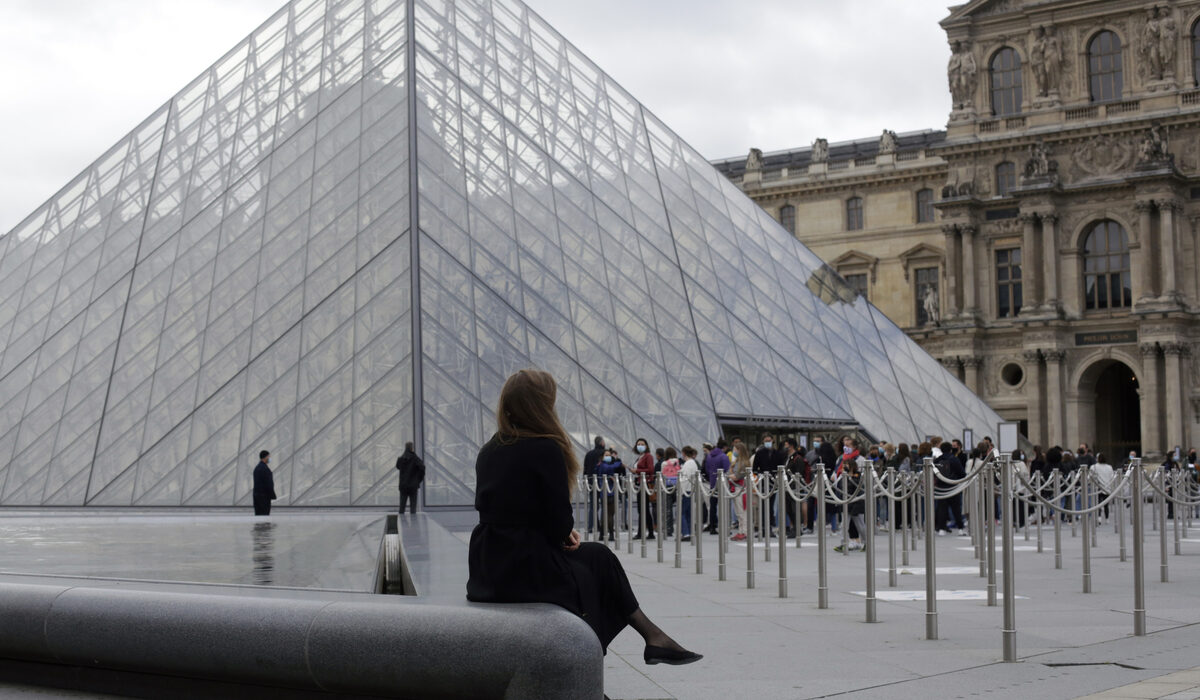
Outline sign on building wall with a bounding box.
[1075,330,1138,347]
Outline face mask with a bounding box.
[732,451,738,459]
[843,446,852,455]
[763,441,773,449]
[636,444,646,454]
[603,456,613,463]
[813,441,821,448]
[1129,453,1136,460]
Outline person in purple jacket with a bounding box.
[704,439,731,534]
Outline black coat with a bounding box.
[582,446,604,477]
[752,446,786,474]
[467,436,580,613]
[395,449,426,491]
[253,461,276,500]
[816,442,838,475]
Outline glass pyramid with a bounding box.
[0,0,1002,507]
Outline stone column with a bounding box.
[1164,342,1189,452]
[1041,213,1059,313]
[942,225,960,318]
[1134,200,1156,302]
[961,225,978,317]
[1065,390,1085,451]
[1158,200,1179,302]
[1044,350,1066,447]
[1022,350,1045,446]
[963,356,984,396]
[1140,343,1163,458]
[1020,213,1041,310]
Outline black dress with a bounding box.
[466,435,639,652]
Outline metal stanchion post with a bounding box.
[746,476,756,589]
[923,458,938,640]
[1035,474,1044,554]
[973,478,982,559]
[816,465,828,609]
[1081,463,1091,593]
[865,462,877,622]
[639,473,648,559]
[1173,470,1182,556]
[718,470,728,582]
[777,466,788,598]
[590,475,599,542]
[601,476,610,546]
[1118,470,1128,563]
[1131,460,1146,636]
[1053,470,1063,570]
[763,476,771,564]
[1159,468,1168,583]
[627,472,635,555]
[674,481,683,569]
[888,467,897,587]
[987,461,997,607]
[1001,453,1016,662]
[901,476,910,567]
[695,472,703,575]
[795,472,803,550]
[656,476,665,564]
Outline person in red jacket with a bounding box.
[632,437,657,540]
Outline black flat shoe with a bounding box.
[644,645,702,665]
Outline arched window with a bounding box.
[846,197,863,230]
[990,47,1023,116]
[995,162,1016,197]
[1083,220,1132,310]
[779,204,796,234]
[1192,20,1200,86]
[916,189,935,223]
[1088,31,1123,102]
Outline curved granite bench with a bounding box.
[0,580,602,699]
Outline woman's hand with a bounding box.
[563,529,581,551]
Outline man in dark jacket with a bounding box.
[253,450,276,516]
[753,434,786,531]
[396,442,426,514]
[583,436,605,532]
[934,442,965,534]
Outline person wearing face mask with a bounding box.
[729,444,754,541]
[753,434,785,533]
[595,448,625,540]
[632,438,657,540]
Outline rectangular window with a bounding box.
[844,273,868,299]
[995,162,1016,197]
[846,197,863,230]
[779,204,795,234]
[996,248,1022,318]
[916,189,934,223]
[914,267,939,326]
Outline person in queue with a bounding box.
[466,369,701,665]
[632,437,656,540]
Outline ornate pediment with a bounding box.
[943,0,1023,24]
[899,243,945,281]
[832,250,880,283]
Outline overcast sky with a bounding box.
[0,0,954,236]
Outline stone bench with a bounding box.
[0,513,604,699]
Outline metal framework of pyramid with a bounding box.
[0,0,1002,507]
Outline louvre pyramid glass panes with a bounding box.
[0,0,1002,507]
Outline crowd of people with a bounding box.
[581,433,1200,551]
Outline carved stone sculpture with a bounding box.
[1022,141,1058,182]
[810,138,828,164]
[745,147,763,172]
[1030,25,1063,97]
[923,286,941,326]
[878,129,898,154]
[1137,122,1172,166]
[1030,27,1049,96]
[1142,7,1165,80]
[1159,7,1177,76]
[948,41,978,109]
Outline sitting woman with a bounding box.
[466,369,701,665]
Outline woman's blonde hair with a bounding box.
[496,369,581,493]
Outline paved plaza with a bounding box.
[440,509,1200,700]
[3,508,1200,698]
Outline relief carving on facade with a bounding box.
[878,129,898,154]
[977,0,1019,17]
[1136,122,1174,168]
[1021,140,1058,183]
[1070,134,1134,178]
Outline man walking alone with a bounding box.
[396,442,426,514]
[253,451,276,516]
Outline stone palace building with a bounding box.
[714,0,1200,460]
